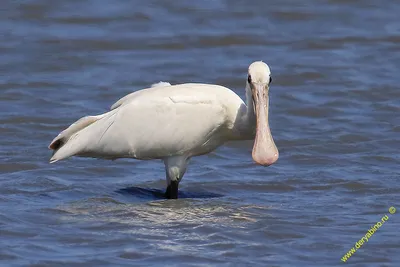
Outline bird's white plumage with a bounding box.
[50,83,245,162]
[151,81,171,87]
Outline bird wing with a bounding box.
[49,84,243,162]
[55,86,230,160]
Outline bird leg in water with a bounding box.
[165,180,179,199]
[163,156,188,199]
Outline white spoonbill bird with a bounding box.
[48,61,279,199]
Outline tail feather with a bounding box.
[49,114,105,163]
[49,81,169,163]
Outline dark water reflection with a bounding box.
[1,0,399,266]
[116,186,224,200]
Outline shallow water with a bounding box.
[1,1,399,266]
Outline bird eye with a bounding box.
[269,76,272,84]
[247,75,252,84]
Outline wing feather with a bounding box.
[85,95,227,159]
[110,82,171,110]
[51,83,242,161]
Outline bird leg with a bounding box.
[163,156,189,199]
[165,180,179,199]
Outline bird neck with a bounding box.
[245,85,257,129]
[233,85,257,139]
